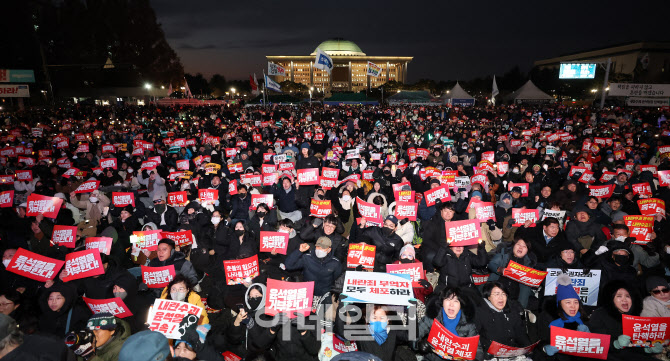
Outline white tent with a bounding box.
[508,80,554,103]
[442,82,475,106]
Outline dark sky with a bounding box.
[150,0,669,83]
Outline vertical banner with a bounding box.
[223,255,260,285]
[264,278,314,317]
[550,326,610,360]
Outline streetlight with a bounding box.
[590,89,597,93]
[161,85,165,89]
[144,83,152,90]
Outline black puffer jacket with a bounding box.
[38,282,91,337]
[358,226,404,272]
[299,221,348,263]
[474,298,531,355]
[564,216,607,252]
[433,243,488,290]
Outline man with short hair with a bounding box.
[284,236,342,297]
[358,215,404,272]
[148,239,198,287]
[516,217,570,268]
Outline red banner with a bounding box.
[167,191,188,206]
[142,265,176,289]
[321,167,340,180]
[589,185,615,198]
[332,334,358,353]
[62,249,105,282]
[161,230,193,247]
[473,201,495,222]
[297,168,319,185]
[394,201,418,221]
[387,262,424,287]
[228,180,237,195]
[472,273,490,285]
[659,170,670,187]
[309,199,332,218]
[51,225,77,248]
[83,297,133,318]
[347,243,376,269]
[259,232,289,255]
[622,315,670,347]
[264,278,314,317]
[112,192,135,207]
[263,173,278,186]
[424,184,452,207]
[75,180,100,194]
[0,190,13,208]
[176,159,189,171]
[15,170,32,182]
[638,198,666,217]
[132,230,163,251]
[502,260,547,288]
[198,189,218,205]
[240,174,262,187]
[356,197,382,222]
[278,162,294,172]
[27,193,63,218]
[99,158,117,169]
[223,255,260,285]
[427,319,479,360]
[85,237,113,255]
[6,248,64,282]
[632,182,652,197]
[488,341,539,358]
[512,208,540,227]
[222,351,242,361]
[550,326,610,360]
[445,219,482,247]
[394,190,415,203]
[262,164,277,175]
[250,194,273,209]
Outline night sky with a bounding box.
[150,0,668,82]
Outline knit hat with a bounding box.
[645,276,669,293]
[301,142,310,150]
[611,211,628,223]
[87,312,117,330]
[500,193,512,202]
[471,191,483,199]
[399,244,415,259]
[119,331,170,361]
[556,273,579,304]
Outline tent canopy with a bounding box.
[442,82,474,100]
[508,80,554,101]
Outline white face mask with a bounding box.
[2,259,9,268]
[615,236,626,242]
[171,291,187,302]
[89,197,99,203]
[315,249,328,258]
[211,217,221,225]
[512,169,520,174]
[341,195,352,202]
[127,168,133,173]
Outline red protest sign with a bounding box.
[321,167,340,180]
[496,162,509,176]
[85,237,113,255]
[250,194,273,210]
[394,201,418,221]
[638,198,666,217]
[6,248,64,282]
[502,260,547,288]
[473,202,495,222]
[132,230,163,251]
[278,162,294,172]
[83,297,133,318]
[51,225,77,248]
[622,315,670,347]
[228,180,238,195]
[75,180,100,194]
[392,182,412,193]
[550,326,610,360]
[263,173,278,186]
[589,185,614,199]
[310,199,332,218]
[240,174,262,187]
[488,341,539,358]
[508,183,529,197]
[632,182,652,197]
[223,255,260,285]
[472,273,490,285]
[394,190,416,203]
[261,164,277,175]
[659,170,670,187]
[198,189,218,205]
[167,191,188,206]
[161,230,193,247]
[347,243,376,269]
[222,351,242,361]
[26,193,63,218]
[356,197,382,222]
[176,159,189,171]
[445,219,482,247]
[62,249,105,282]
[297,168,319,185]
[424,184,451,207]
[332,334,358,353]
[112,192,135,207]
[259,232,289,255]
[600,171,617,183]
[387,262,424,287]
[265,278,314,317]
[0,190,13,208]
[427,319,479,360]
[99,158,117,169]
[15,170,33,182]
[141,265,176,289]
[512,208,539,227]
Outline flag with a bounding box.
[184,79,193,98]
[268,63,287,76]
[265,74,281,92]
[253,74,260,95]
[366,61,382,77]
[167,83,172,97]
[314,48,333,74]
[492,75,499,105]
[249,75,259,95]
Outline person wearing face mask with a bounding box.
[392,244,433,302]
[249,203,278,242]
[145,194,179,232]
[285,237,342,297]
[386,204,415,245]
[328,186,357,237]
[358,216,404,272]
[589,281,661,361]
[160,275,209,325]
[111,272,152,333]
[608,224,660,270]
[583,237,638,290]
[70,189,110,227]
[226,185,252,224]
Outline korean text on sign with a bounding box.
[223,255,259,285]
[264,278,314,317]
[427,318,479,360]
[148,299,203,339]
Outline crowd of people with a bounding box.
[0,102,668,361]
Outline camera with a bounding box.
[65,330,96,360]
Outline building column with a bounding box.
[403,62,408,83]
[290,61,294,82]
[386,61,390,82]
[310,61,314,87]
[348,61,352,91]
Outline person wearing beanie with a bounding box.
[392,244,432,302]
[119,331,170,361]
[641,276,670,317]
[84,312,132,361]
[589,281,662,360]
[296,141,319,170]
[358,215,404,272]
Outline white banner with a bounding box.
[626,97,670,107]
[342,271,414,306]
[366,61,382,77]
[147,299,203,339]
[267,62,286,77]
[0,84,29,98]
[609,83,670,97]
[541,209,566,228]
[544,269,602,306]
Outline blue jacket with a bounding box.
[285,248,342,296]
[272,184,299,213]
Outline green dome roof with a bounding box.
[312,38,365,56]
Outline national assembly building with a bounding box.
[266,38,413,92]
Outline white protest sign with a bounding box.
[544,269,602,306]
[342,271,414,306]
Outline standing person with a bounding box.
[285,237,343,297]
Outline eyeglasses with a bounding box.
[652,288,670,295]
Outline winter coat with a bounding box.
[149,251,199,286]
[38,282,91,337]
[227,193,252,221]
[641,295,670,317]
[565,218,607,252]
[160,288,210,324]
[487,245,537,301]
[358,226,403,272]
[2,333,72,361]
[474,299,531,355]
[88,318,132,361]
[145,205,179,232]
[285,248,343,296]
[433,243,488,290]
[272,184,300,214]
[71,192,111,226]
[515,226,570,267]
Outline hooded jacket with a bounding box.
[475,298,531,355]
[433,243,488,290]
[38,282,91,337]
[358,226,403,272]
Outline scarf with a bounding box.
[549,312,584,328]
[368,321,388,345]
[442,309,461,336]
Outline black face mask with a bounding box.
[235,229,245,237]
[154,204,166,213]
[382,227,394,236]
[239,193,247,199]
[613,254,630,266]
[248,296,262,311]
[399,258,413,264]
[256,211,266,218]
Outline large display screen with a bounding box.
[559,63,596,79]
